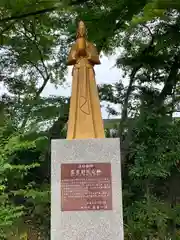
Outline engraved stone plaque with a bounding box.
[51,139,124,240]
[61,163,112,211]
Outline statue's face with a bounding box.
[77,22,86,37]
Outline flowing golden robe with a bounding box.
[67,41,105,139]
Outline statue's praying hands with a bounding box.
[68,21,100,66]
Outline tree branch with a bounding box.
[142,24,153,39]
[19,24,51,129]
[120,34,156,164]
[20,74,50,130]
[0,7,57,23]
[157,55,180,106]
[28,60,46,80]
[0,21,16,35]
[22,22,50,78]
[119,65,142,135]
[120,33,155,134]
[0,0,90,23]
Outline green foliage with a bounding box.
[0,0,180,238]
[122,109,180,238]
[0,205,24,239]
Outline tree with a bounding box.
[0,0,180,238]
[0,1,71,238]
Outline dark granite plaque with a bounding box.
[61,163,112,211]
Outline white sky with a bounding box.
[0,54,123,119]
[42,54,123,119]
[1,53,178,119]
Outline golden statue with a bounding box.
[66,21,105,139]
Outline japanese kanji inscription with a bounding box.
[61,163,112,211]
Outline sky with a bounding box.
[0,54,124,119]
[1,53,178,119]
[42,54,124,119]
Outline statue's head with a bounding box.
[76,21,87,38]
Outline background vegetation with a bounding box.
[0,0,180,239]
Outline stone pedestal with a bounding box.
[51,138,124,240]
